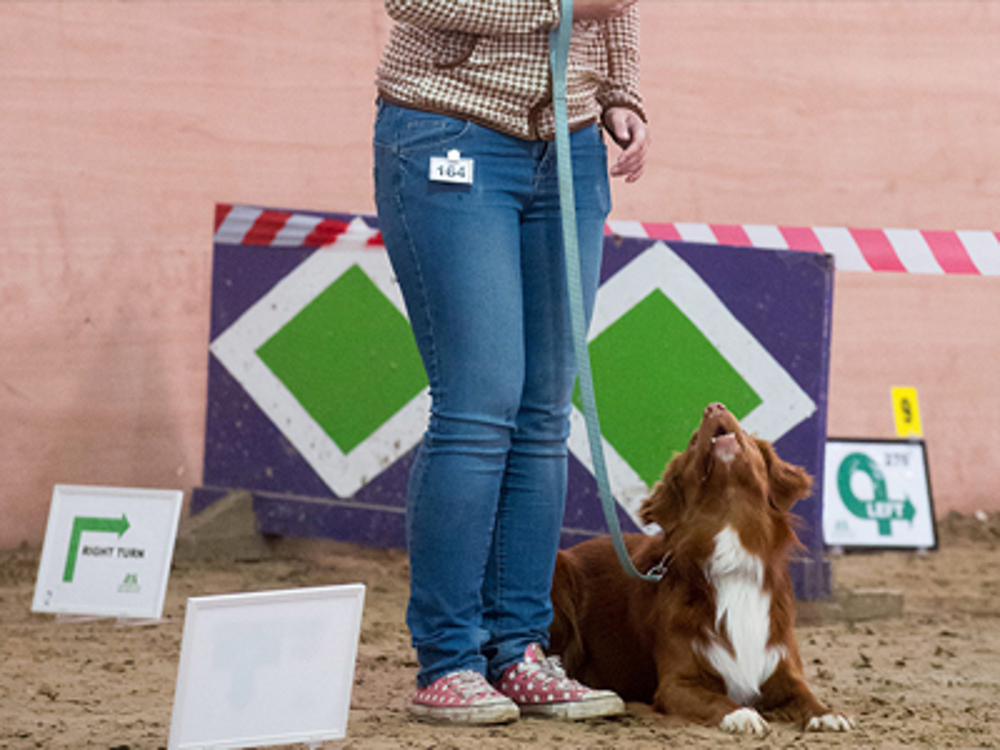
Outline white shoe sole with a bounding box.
[517,693,626,721]
[409,699,520,725]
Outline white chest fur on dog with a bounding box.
[698,526,786,706]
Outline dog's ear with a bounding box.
[756,437,812,512]
[639,453,687,532]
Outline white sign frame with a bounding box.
[822,438,937,550]
[168,584,366,750]
[32,484,184,620]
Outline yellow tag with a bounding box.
[891,386,923,437]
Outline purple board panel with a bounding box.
[196,205,834,599]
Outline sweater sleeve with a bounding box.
[385,0,560,36]
[596,6,646,122]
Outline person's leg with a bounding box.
[374,103,538,688]
[482,125,611,682]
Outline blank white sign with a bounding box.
[168,584,366,750]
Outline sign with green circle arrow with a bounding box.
[823,439,936,549]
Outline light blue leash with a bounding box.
[549,0,663,582]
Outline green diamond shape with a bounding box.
[577,289,762,486]
[256,264,427,454]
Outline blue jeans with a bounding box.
[373,101,610,688]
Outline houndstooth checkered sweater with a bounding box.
[376,0,645,140]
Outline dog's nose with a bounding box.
[705,402,729,417]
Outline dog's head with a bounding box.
[638,403,811,554]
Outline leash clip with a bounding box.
[646,551,672,580]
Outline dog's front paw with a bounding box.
[806,713,856,732]
[720,707,769,734]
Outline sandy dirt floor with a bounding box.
[2,512,999,749]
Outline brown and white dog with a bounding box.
[549,403,854,734]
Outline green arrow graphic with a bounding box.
[836,453,915,536]
[62,514,130,583]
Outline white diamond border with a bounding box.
[209,219,429,497]
[568,242,817,529]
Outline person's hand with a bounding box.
[573,0,637,22]
[605,107,649,183]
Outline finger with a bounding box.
[611,141,647,181]
[611,161,643,182]
[611,154,643,181]
[615,120,633,148]
[613,134,646,172]
[625,163,645,183]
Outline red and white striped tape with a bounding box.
[214,204,383,248]
[214,205,1000,275]
[606,220,1000,275]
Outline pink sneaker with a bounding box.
[496,644,625,720]
[410,670,520,725]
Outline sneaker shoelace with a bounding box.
[447,670,499,701]
[519,654,585,691]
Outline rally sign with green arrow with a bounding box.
[62,513,131,582]
[822,439,937,549]
[32,485,183,620]
[836,453,916,535]
[836,453,916,536]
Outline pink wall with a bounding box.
[2,2,998,547]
